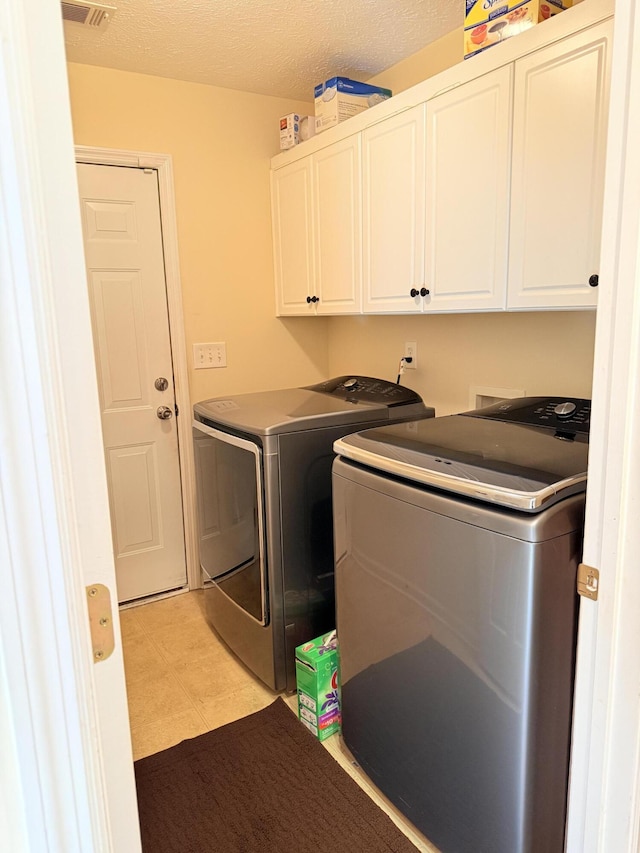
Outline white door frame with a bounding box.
[565,0,640,850]
[75,146,200,595]
[3,0,640,850]
[1,1,140,849]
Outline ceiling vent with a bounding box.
[61,1,116,28]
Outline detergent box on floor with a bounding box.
[295,630,341,741]
[464,0,579,60]
[314,77,392,133]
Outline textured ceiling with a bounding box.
[62,0,462,101]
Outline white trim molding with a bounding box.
[566,0,640,850]
[74,145,200,592]
[0,2,139,850]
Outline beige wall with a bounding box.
[328,311,596,416]
[327,26,597,415]
[367,28,463,94]
[68,29,598,416]
[67,62,326,405]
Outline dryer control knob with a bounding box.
[554,401,577,418]
[343,378,358,390]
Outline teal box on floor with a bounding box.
[295,630,341,741]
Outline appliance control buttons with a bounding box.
[343,378,358,390]
[554,401,577,418]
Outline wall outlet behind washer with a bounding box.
[404,341,417,369]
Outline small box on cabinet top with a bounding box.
[279,113,316,150]
[464,0,580,60]
[314,77,392,133]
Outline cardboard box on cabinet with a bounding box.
[464,0,582,60]
[279,113,316,150]
[314,77,392,133]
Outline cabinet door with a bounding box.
[424,66,512,312]
[313,136,362,314]
[508,20,612,310]
[362,105,426,313]
[271,159,316,315]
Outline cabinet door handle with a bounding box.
[589,274,599,287]
[420,287,430,297]
[410,288,419,297]
[307,295,318,303]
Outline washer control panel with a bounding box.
[465,396,591,434]
[305,375,424,407]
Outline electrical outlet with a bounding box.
[193,342,227,369]
[404,341,417,369]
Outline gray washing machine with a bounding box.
[192,376,433,694]
[332,397,590,853]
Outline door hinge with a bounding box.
[86,583,115,662]
[175,403,179,416]
[577,563,599,601]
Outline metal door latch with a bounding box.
[86,584,115,662]
[577,563,600,601]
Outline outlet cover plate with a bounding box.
[404,341,417,369]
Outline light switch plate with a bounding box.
[193,342,227,369]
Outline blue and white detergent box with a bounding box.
[314,77,392,133]
[295,630,341,741]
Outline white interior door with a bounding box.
[77,163,187,603]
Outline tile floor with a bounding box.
[120,589,439,853]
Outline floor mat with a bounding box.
[134,697,418,852]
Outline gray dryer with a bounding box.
[193,376,433,693]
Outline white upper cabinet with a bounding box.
[424,65,513,312]
[507,19,613,309]
[361,70,512,316]
[271,158,316,315]
[362,105,426,313]
[271,137,362,315]
[313,136,362,314]
[270,3,613,316]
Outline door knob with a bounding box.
[155,377,169,391]
[410,288,419,297]
[420,287,430,297]
[156,406,173,420]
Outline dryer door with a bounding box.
[193,420,267,625]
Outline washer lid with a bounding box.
[193,377,428,436]
[334,413,589,512]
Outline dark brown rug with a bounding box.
[134,697,418,852]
